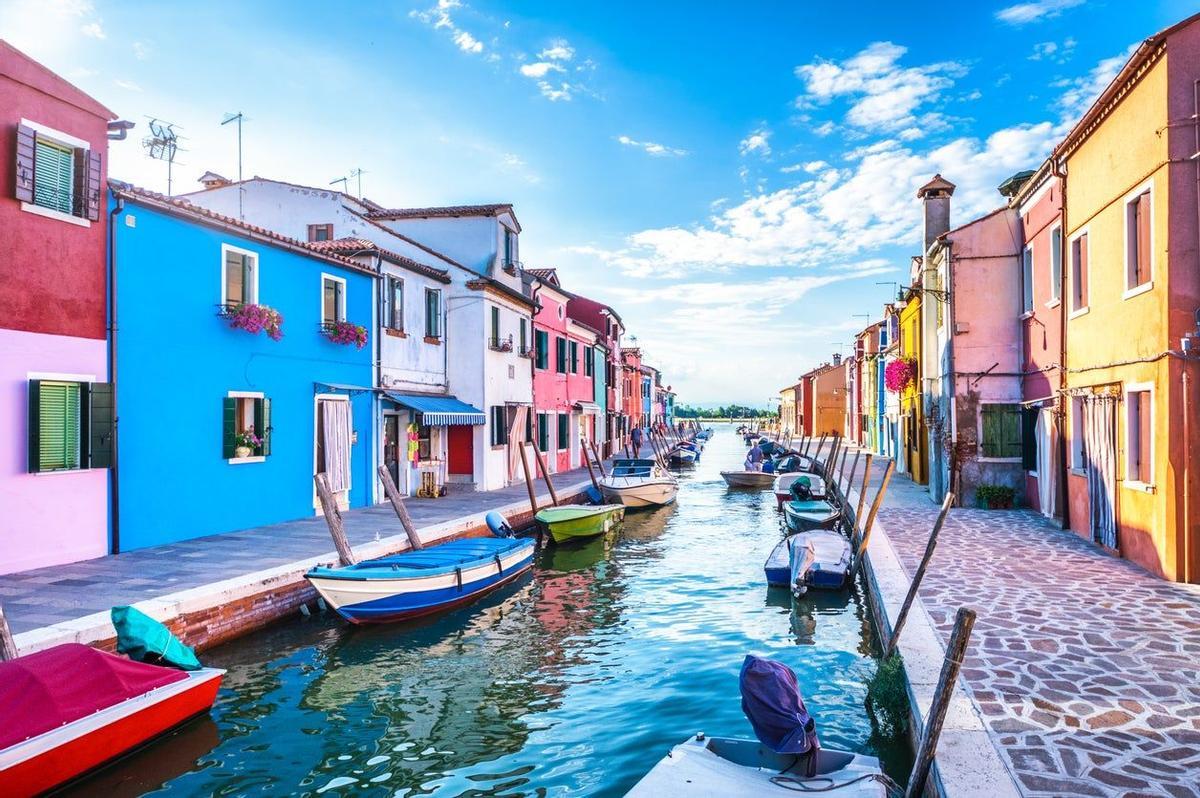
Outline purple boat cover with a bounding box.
[739,655,821,764]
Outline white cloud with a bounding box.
[539,40,574,61]
[996,0,1084,25]
[453,30,483,54]
[795,41,966,132]
[80,21,104,38]
[517,38,592,102]
[812,121,837,137]
[519,61,560,78]
[0,0,100,58]
[410,0,485,56]
[133,41,150,60]
[1054,43,1137,118]
[113,79,142,92]
[535,80,573,102]
[739,127,771,156]
[1029,37,1076,62]
[617,135,688,157]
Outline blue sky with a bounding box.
[3,0,1193,406]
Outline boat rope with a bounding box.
[494,553,504,574]
[455,567,463,591]
[770,772,904,796]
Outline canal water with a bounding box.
[68,425,909,797]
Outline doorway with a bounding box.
[448,425,474,479]
[383,414,402,495]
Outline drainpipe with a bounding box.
[107,193,124,553]
[944,239,959,500]
[1184,367,1193,583]
[374,252,384,504]
[1053,157,1071,531]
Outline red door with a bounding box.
[448,425,474,476]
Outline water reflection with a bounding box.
[62,424,908,797]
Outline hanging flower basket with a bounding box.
[884,357,917,393]
[220,303,284,341]
[321,320,368,349]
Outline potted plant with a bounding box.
[321,320,368,349]
[234,427,262,459]
[975,483,1015,509]
[221,303,284,341]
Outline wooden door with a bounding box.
[448,425,474,476]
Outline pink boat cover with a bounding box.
[0,643,188,749]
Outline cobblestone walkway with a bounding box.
[875,463,1200,797]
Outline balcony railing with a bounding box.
[518,345,536,359]
[501,259,523,275]
[489,335,514,352]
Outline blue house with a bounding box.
[110,183,376,551]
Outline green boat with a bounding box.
[535,504,625,544]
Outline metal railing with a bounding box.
[489,335,514,352]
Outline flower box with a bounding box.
[321,320,368,349]
[219,303,284,341]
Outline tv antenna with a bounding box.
[141,118,183,195]
[331,168,366,198]
[221,112,247,217]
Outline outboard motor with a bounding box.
[739,655,821,776]
[485,511,515,538]
[790,478,814,502]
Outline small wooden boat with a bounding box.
[764,535,795,586]
[668,446,697,466]
[789,529,852,595]
[782,499,840,534]
[626,734,885,796]
[720,470,776,489]
[772,472,826,509]
[536,503,625,543]
[0,644,224,796]
[600,459,678,508]
[306,512,536,623]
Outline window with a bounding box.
[1125,186,1152,291]
[418,424,431,460]
[425,289,442,338]
[585,346,594,377]
[556,337,567,373]
[1049,225,1062,303]
[557,413,569,450]
[384,276,404,330]
[537,413,550,452]
[1126,386,1153,485]
[222,245,258,307]
[322,275,346,325]
[1021,245,1034,314]
[520,318,528,353]
[307,224,334,242]
[503,227,517,268]
[980,403,1023,459]
[29,380,80,471]
[490,406,508,446]
[490,306,501,346]
[222,394,272,460]
[569,341,579,374]
[1071,232,1089,312]
[1070,396,1085,469]
[1021,408,1038,472]
[15,122,100,223]
[535,329,549,369]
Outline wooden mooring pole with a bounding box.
[588,439,607,476]
[849,459,894,579]
[887,493,954,658]
[314,472,357,566]
[855,453,875,539]
[904,607,977,798]
[580,438,599,489]
[0,604,18,662]
[377,465,423,550]
[517,441,539,515]
[529,442,561,507]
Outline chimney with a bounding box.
[198,171,231,190]
[916,173,955,253]
[832,352,842,366]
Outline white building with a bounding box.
[181,178,534,494]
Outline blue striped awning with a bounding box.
[384,393,486,426]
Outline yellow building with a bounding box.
[1056,14,1200,582]
[779,384,798,438]
[899,289,926,485]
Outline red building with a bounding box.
[1,41,121,572]
[621,347,643,440]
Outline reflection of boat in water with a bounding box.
[540,534,610,572]
[58,716,220,798]
[619,502,676,541]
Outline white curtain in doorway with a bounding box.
[507,405,529,480]
[1083,395,1118,550]
[1035,407,1058,519]
[322,399,353,493]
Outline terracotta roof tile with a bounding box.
[366,203,512,220]
[307,236,451,283]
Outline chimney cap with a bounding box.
[198,171,231,189]
[997,169,1036,198]
[916,173,956,199]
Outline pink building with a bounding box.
[567,293,624,457]
[567,318,601,461]
[528,271,575,473]
[1,43,119,573]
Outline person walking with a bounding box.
[631,426,644,457]
[745,440,764,472]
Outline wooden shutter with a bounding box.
[254,398,272,456]
[1136,192,1151,284]
[556,338,566,373]
[1077,233,1089,308]
[1138,391,1152,482]
[27,380,41,472]
[85,150,102,221]
[981,407,1000,458]
[31,381,81,471]
[15,124,37,202]
[223,397,237,458]
[1021,408,1038,471]
[1003,407,1023,459]
[72,148,86,216]
[88,382,114,468]
[558,413,568,449]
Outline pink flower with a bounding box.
[323,320,368,349]
[225,303,284,341]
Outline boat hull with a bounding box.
[764,537,792,586]
[789,530,852,593]
[538,505,626,543]
[600,479,678,508]
[782,500,840,534]
[306,540,536,623]
[720,470,776,489]
[772,472,826,509]
[0,669,224,797]
[627,734,885,797]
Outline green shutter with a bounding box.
[255,398,272,457]
[536,330,548,369]
[32,381,81,471]
[981,407,1001,458]
[558,414,568,450]
[223,397,237,458]
[88,382,114,469]
[27,380,41,473]
[556,338,566,373]
[33,138,74,214]
[1003,407,1024,459]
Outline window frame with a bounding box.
[490,405,508,447]
[1124,382,1155,491]
[535,329,549,369]
[321,273,348,325]
[19,118,92,227]
[28,376,88,473]
[978,402,1024,462]
[424,288,442,339]
[1069,227,1090,318]
[555,336,567,374]
[1122,179,1155,299]
[1048,223,1062,306]
[385,275,405,331]
[585,346,594,378]
[307,223,334,242]
[537,412,550,453]
[221,243,259,308]
[490,305,501,345]
[569,340,579,374]
[557,412,569,451]
[1070,396,1086,473]
[1021,244,1034,317]
[226,390,269,464]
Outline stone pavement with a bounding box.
[869,458,1200,798]
[0,465,599,636]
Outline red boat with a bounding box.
[0,643,223,796]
